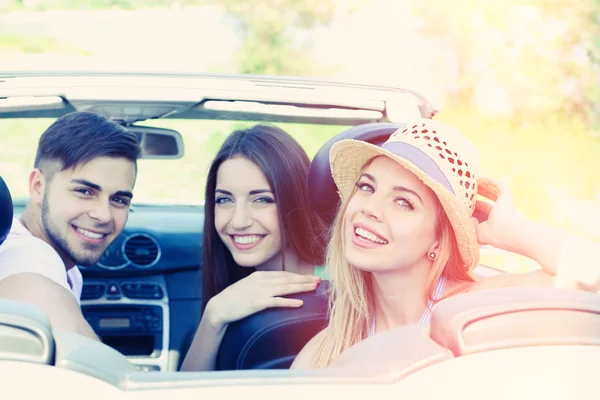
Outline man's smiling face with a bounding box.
[38,156,136,267]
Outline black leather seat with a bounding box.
[216,281,329,370]
[307,123,404,227]
[0,176,13,246]
[214,123,404,370]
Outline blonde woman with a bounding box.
[292,118,600,369]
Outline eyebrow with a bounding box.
[249,189,273,195]
[71,179,133,199]
[215,189,273,196]
[359,173,423,204]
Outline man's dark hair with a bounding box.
[34,111,141,174]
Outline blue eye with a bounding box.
[254,196,275,204]
[395,197,414,210]
[111,197,129,206]
[215,196,233,205]
[355,181,373,192]
[75,188,92,196]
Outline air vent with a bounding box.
[122,234,160,268]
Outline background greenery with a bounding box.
[2,0,599,271]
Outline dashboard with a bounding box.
[14,202,205,372]
[81,204,203,275]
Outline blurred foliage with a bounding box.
[215,0,337,75]
[0,0,204,11]
[411,0,600,124]
[0,33,90,54]
[1,0,600,272]
[0,0,341,75]
[436,105,600,224]
[407,0,600,234]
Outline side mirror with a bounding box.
[127,126,184,160]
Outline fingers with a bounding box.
[494,182,515,210]
[272,275,321,286]
[472,216,490,245]
[251,296,305,313]
[254,271,321,287]
[252,271,321,282]
[477,177,500,202]
[515,208,527,220]
[478,177,513,198]
[268,297,305,308]
[269,281,320,297]
[473,200,493,222]
[477,177,516,211]
[244,271,321,297]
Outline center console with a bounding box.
[80,276,170,372]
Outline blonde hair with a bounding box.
[311,179,474,369]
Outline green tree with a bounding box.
[411,0,600,122]
[218,0,336,75]
[0,0,204,11]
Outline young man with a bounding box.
[0,112,141,340]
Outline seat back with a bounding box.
[307,123,403,227]
[53,330,138,389]
[322,287,600,380]
[0,299,55,365]
[0,176,13,246]
[216,281,329,370]
[328,324,453,379]
[429,287,600,356]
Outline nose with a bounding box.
[88,198,112,224]
[230,202,252,230]
[360,193,383,222]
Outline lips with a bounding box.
[72,225,110,244]
[353,223,388,244]
[232,234,264,244]
[229,234,266,250]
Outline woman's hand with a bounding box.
[472,177,527,252]
[204,271,321,329]
[471,178,600,293]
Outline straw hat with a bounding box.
[330,118,483,271]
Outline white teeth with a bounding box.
[77,227,105,239]
[355,227,388,244]
[233,235,263,244]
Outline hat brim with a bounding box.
[330,139,480,271]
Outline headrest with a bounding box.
[307,123,404,227]
[216,280,329,370]
[0,176,13,246]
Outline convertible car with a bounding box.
[0,71,598,399]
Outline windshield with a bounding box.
[0,117,348,205]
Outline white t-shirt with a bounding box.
[0,218,83,302]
